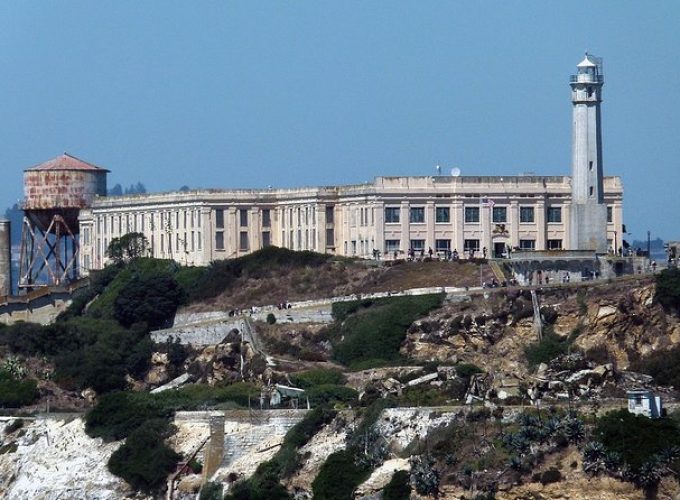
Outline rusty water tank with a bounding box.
[0,219,10,296]
[23,153,109,232]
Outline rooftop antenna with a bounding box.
[436,164,441,175]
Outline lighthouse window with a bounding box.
[587,86,593,97]
[589,161,593,171]
[590,187,594,197]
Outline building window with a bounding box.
[589,186,594,197]
[435,207,450,223]
[547,239,563,250]
[197,232,201,250]
[326,206,335,224]
[410,239,425,251]
[547,207,562,223]
[215,209,224,229]
[607,206,613,223]
[351,240,357,255]
[520,207,535,223]
[492,206,507,223]
[435,239,451,253]
[239,209,248,227]
[215,232,224,250]
[326,228,334,246]
[262,209,271,227]
[239,231,249,251]
[464,239,480,252]
[589,161,593,171]
[385,239,400,253]
[464,207,480,223]
[519,239,536,250]
[385,207,400,223]
[409,207,425,223]
[262,231,271,247]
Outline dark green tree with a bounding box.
[107,232,149,263]
[113,272,182,329]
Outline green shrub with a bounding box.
[0,370,39,408]
[198,481,223,500]
[383,470,411,500]
[312,449,370,500]
[305,384,358,407]
[107,419,180,493]
[86,383,259,441]
[289,368,346,389]
[656,268,680,312]
[266,313,277,325]
[114,271,183,329]
[594,409,680,474]
[455,362,484,381]
[631,344,680,388]
[524,329,573,368]
[332,294,444,369]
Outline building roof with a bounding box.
[25,153,110,173]
[577,54,598,68]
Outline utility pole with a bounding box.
[647,230,651,258]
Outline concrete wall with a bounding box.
[0,220,10,297]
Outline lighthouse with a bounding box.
[569,53,608,253]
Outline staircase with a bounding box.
[488,260,506,282]
[530,289,543,341]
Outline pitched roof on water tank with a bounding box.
[25,153,110,173]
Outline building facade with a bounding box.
[77,174,623,273]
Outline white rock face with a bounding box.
[0,417,132,500]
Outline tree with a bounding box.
[108,184,123,196]
[107,233,149,263]
[656,268,680,312]
[114,271,183,329]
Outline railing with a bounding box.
[570,74,604,84]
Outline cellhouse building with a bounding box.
[70,54,622,274]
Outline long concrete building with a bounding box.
[75,53,623,274]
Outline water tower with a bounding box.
[19,153,108,288]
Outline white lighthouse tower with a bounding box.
[569,53,608,253]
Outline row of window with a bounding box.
[215,230,272,252]
[384,239,564,253]
[96,210,203,236]
[384,205,614,224]
[215,209,271,229]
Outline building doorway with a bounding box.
[493,242,506,259]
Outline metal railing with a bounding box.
[570,74,604,84]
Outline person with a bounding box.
[652,260,657,272]
[393,250,398,260]
[428,247,433,258]
[452,249,459,260]
[482,247,487,259]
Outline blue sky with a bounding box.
[1,1,678,241]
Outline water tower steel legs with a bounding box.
[18,214,80,288]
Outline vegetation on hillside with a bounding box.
[656,268,680,313]
[329,294,445,370]
[184,246,334,302]
[586,409,680,489]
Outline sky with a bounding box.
[0,1,678,241]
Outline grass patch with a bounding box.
[331,294,444,369]
[289,368,346,389]
[524,327,577,368]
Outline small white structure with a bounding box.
[627,389,663,418]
